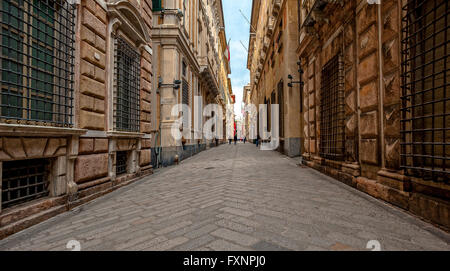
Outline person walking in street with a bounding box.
[234,133,238,145]
[244,136,247,144]
[256,134,260,147]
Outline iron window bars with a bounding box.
[116,151,128,176]
[0,0,75,126]
[320,54,345,160]
[114,36,141,132]
[400,0,449,182]
[2,158,50,209]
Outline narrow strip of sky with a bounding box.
[222,0,252,118]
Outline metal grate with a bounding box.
[2,159,50,209]
[0,0,75,126]
[320,54,345,160]
[114,36,141,132]
[400,0,449,182]
[182,78,189,106]
[116,151,128,176]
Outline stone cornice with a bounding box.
[152,26,201,74]
[0,124,87,137]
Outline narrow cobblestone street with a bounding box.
[0,144,449,251]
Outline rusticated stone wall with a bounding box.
[0,0,154,238]
[79,0,108,130]
[300,0,449,229]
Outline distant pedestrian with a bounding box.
[234,134,237,145]
[256,135,260,147]
[244,137,247,144]
[228,138,232,144]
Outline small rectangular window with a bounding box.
[116,151,128,176]
[152,0,162,11]
[2,159,50,209]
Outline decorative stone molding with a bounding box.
[106,0,150,46]
[0,137,68,161]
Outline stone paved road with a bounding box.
[1,143,449,251]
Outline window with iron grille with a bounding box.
[116,151,128,176]
[0,0,75,126]
[2,159,50,209]
[182,78,189,106]
[320,54,345,160]
[400,0,449,182]
[114,36,141,132]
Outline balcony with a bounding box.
[262,37,270,52]
[272,0,282,17]
[199,56,219,97]
[267,16,275,36]
[259,50,266,64]
[302,0,341,28]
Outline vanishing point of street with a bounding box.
[0,143,448,251]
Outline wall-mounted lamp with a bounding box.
[158,76,181,93]
[287,61,304,88]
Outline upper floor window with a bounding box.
[114,36,141,132]
[152,0,162,11]
[0,0,75,126]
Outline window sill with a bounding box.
[107,131,146,138]
[0,123,87,137]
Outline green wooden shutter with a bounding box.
[152,0,162,11]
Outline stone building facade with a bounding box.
[298,0,449,229]
[243,85,252,140]
[247,0,303,157]
[151,0,233,167]
[0,0,154,238]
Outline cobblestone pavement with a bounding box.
[1,143,449,251]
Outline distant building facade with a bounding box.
[247,0,303,157]
[151,0,233,166]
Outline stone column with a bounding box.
[50,156,67,197]
[160,46,181,165]
[66,136,79,202]
[108,139,117,181]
